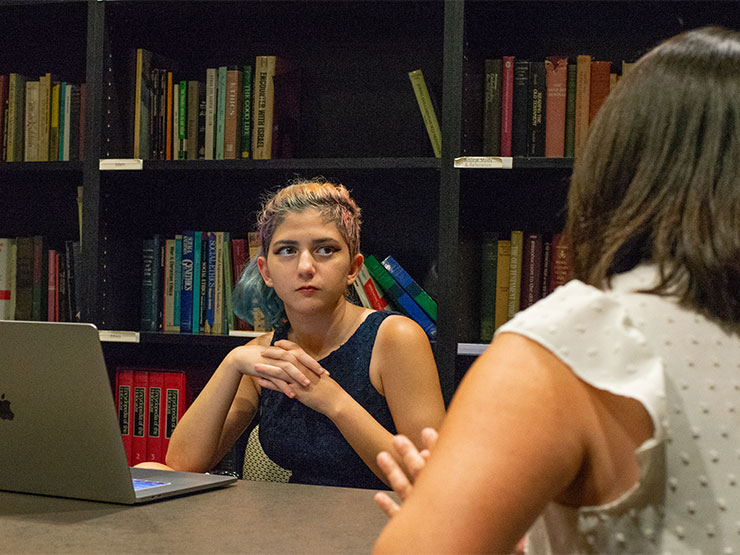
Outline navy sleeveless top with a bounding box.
[259,311,396,489]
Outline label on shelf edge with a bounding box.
[453,156,513,169]
[99,158,144,171]
[99,330,141,343]
[457,343,488,356]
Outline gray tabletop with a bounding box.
[1,480,390,554]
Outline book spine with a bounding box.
[147,370,164,463]
[191,231,202,334]
[500,57,514,157]
[549,233,573,292]
[224,69,243,159]
[198,233,208,332]
[24,80,39,162]
[47,249,56,321]
[564,63,577,157]
[205,232,217,333]
[179,232,194,333]
[178,80,187,160]
[0,75,7,161]
[67,85,81,161]
[364,255,436,339]
[163,371,187,460]
[494,240,511,330]
[380,255,437,321]
[545,56,568,158]
[589,60,612,123]
[174,234,182,328]
[574,55,592,157]
[132,370,149,465]
[527,61,546,157]
[38,74,51,161]
[507,230,523,319]
[204,68,217,160]
[240,65,253,158]
[511,60,529,157]
[357,263,388,311]
[222,233,234,332]
[540,237,552,300]
[519,232,543,310]
[115,368,134,465]
[186,81,200,160]
[163,238,177,332]
[140,236,160,331]
[0,238,13,320]
[408,69,441,158]
[7,74,27,162]
[165,72,173,160]
[216,66,227,160]
[252,56,276,159]
[479,232,498,342]
[482,59,502,156]
[213,231,225,334]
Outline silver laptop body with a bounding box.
[0,320,236,504]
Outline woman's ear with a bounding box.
[257,256,273,287]
[347,253,364,285]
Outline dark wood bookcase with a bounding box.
[2,0,739,403]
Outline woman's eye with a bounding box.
[316,246,337,256]
[276,246,296,256]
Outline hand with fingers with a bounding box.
[374,427,439,518]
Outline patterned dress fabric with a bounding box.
[497,264,740,554]
[259,310,396,490]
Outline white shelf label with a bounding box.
[99,158,144,171]
[457,343,488,356]
[99,330,140,343]
[454,156,513,169]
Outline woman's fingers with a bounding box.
[374,491,401,518]
[254,361,311,387]
[271,340,327,376]
[257,377,296,399]
[377,450,414,501]
[392,435,427,481]
[421,427,439,452]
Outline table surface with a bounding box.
[1,479,391,554]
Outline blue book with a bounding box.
[173,234,182,328]
[364,255,436,340]
[380,255,437,321]
[191,231,202,335]
[180,232,195,333]
[205,232,217,333]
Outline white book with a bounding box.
[0,238,14,320]
[163,239,178,332]
[204,68,216,160]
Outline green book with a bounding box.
[479,232,499,342]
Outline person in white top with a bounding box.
[373,26,740,554]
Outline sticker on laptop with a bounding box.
[132,479,171,491]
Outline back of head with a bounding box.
[567,26,740,323]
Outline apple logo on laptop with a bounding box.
[0,393,14,421]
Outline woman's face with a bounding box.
[257,209,362,315]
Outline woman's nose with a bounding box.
[297,250,315,275]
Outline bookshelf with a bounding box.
[3,1,739,403]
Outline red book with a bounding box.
[500,56,514,157]
[548,233,573,293]
[132,370,149,465]
[147,371,165,463]
[115,368,135,465]
[231,238,251,331]
[358,264,388,311]
[544,56,568,157]
[163,371,187,463]
[589,60,612,123]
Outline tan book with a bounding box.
[507,230,523,320]
[574,55,591,158]
[37,73,51,161]
[494,240,511,330]
[24,80,39,162]
[223,68,243,159]
[589,60,612,123]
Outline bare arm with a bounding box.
[373,332,590,554]
[165,335,269,472]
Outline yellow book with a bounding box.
[507,230,523,319]
[494,240,511,330]
[408,69,442,158]
[50,83,60,161]
[38,73,51,161]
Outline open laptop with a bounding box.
[0,320,236,504]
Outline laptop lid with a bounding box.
[0,320,235,504]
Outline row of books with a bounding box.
[133,49,299,161]
[356,254,438,341]
[141,231,260,335]
[0,73,86,163]
[479,231,572,343]
[114,368,186,466]
[479,55,633,158]
[0,236,82,323]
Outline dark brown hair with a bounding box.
[566,26,740,323]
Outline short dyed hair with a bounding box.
[566,26,740,323]
[232,178,362,328]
